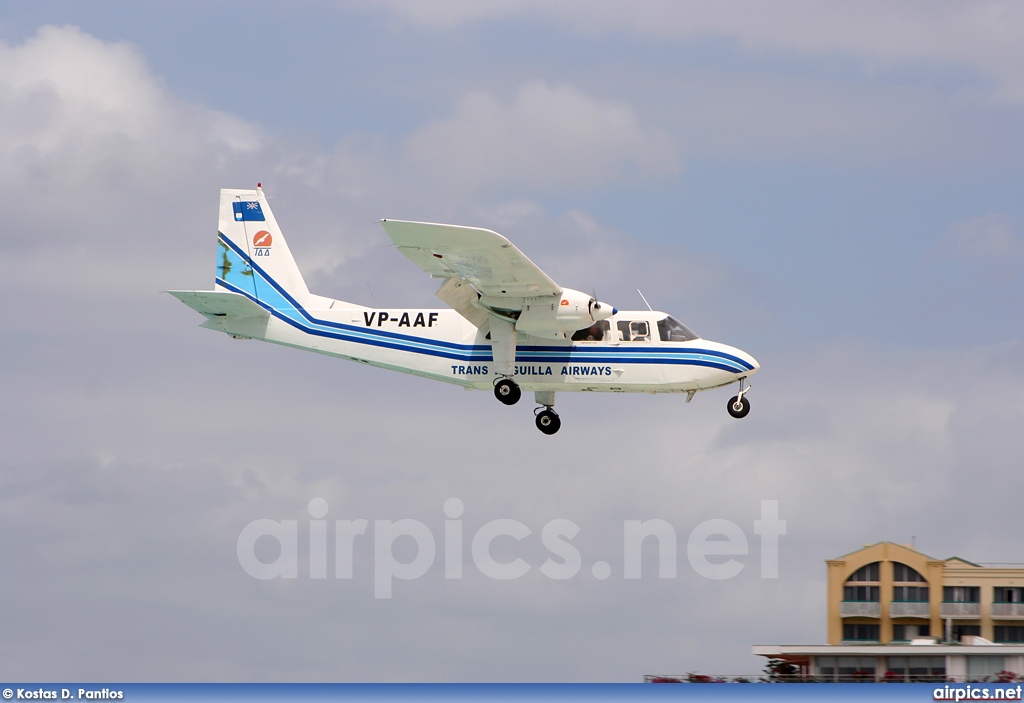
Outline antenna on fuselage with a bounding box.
[637,289,653,312]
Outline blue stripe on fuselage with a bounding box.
[216,233,753,373]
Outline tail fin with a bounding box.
[215,186,311,309]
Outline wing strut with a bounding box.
[489,318,521,406]
[490,318,517,380]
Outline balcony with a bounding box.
[890,601,930,618]
[940,602,980,618]
[841,601,881,618]
[991,603,1024,620]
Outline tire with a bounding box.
[494,379,521,406]
[727,395,750,419]
[535,410,561,435]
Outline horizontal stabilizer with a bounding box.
[167,290,269,320]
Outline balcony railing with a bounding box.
[840,600,881,618]
[890,601,930,617]
[991,603,1024,619]
[940,602,981,618]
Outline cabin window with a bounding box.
[617,320,650,342]
[657,316,699,342]
[570,320,610,342]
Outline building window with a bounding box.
[994,626,1024,643]
[944,586,980,603]
[952,625,980,642]
[847,562,880,582]
[844,563,880,601]
[994,587,1024,603]
[843,624,879,642]
[819,654,884,683]
[844,585,880,601]
[893,562,926,582]
[893,585,929,602]
[967,656,1005,682]
[893,624,930,641]
[886,656,945,682]
[837,656,876,682]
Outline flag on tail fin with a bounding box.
[233,201,265,221]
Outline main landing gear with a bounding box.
[727,378,752,419]
[490,319,555,431]
[494,381,561,434]
[533,390,560,435]
[493,377,521,405]
[535,407,561,435]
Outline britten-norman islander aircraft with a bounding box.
[170,186,759,434]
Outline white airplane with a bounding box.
[170,186,759,434]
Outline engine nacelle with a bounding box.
[514,287,615,340]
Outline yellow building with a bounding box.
[827,542,1024,646]
[754,542,1024,682]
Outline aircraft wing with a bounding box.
[380,220,562,299]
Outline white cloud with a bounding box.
[405,80,678,193]
[0,24,265,256]
[654,70,967,169]
[937,214,1024,265]
[1,16,1021,683]
[382,1,1024,103]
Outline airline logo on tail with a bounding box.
[251,230,273,256]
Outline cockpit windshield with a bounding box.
[657,316,699,342]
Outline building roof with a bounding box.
[754,644,1024,657]
[945,556,983,567]
[830,541,937,561]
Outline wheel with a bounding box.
[727,395,750,419]
[494,378,521,405]
[535,409,561,435]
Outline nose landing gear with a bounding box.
[727,378,751,419]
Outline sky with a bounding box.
[1,0,1023,683]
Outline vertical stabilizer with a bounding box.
[215,186,311,308]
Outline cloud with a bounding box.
[6,328,1022,679]
[1,18,1021,683]
[381,1,1024,103]
[0,23,276,324]
[0,25,261,218]
[936,214,1024,265]
[404,80,678,193]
